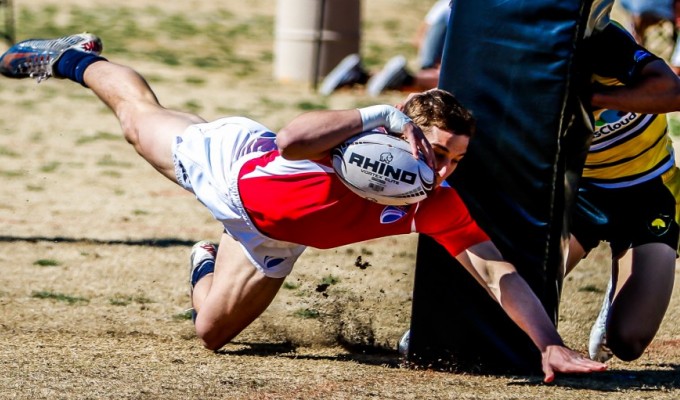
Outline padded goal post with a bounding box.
[408,0,609,373]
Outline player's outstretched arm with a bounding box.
[455,241,607,382]
[276,104,433,165]
[276,109,364,161]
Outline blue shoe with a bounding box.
[366,55,413,96]
[189,240,218,323]
[0,33,102,82]
[318,53,368,96]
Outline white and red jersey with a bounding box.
[238,150,488,256]
[173,117,488,278]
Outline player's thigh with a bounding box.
[194,232,285,346]
[565,235,588,275]
[132,105,206,182]
[610,243,676,336]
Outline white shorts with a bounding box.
[172,117,306,278]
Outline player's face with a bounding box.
[425,126,469,187]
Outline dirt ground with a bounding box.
[1,1,680,399]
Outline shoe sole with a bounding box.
[319,53,362,96]
[367,55,408,96]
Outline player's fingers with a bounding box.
[422,142,436,169]
[573,357,607,371]
[542,363,555,383]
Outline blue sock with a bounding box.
[191,259,215,288]
[55,49,107,87]
[190,259,215,324]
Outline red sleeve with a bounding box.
[414,185,490,257]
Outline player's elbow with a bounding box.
[483,262,518,301]
[275,128,306,160]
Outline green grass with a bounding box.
[31,291,89,304]
[578,284,603,293]
[0,169,24,178]
[282,281,300,290]
[320,275,340,286]
[33,259,60,267]
[293,308,321,319]
[668,112,680,137]
[97,154,131,168]
[0,146,19,157]
[109,295,154,306]
[76,131,120,145]
[173,309,194,321]
[14,5,274,75]
[39,161,60,173]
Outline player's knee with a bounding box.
[608,332,650,361]
[194,317,235,351]
[118,115,140,146]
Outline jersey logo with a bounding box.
[264,256,286,269]
[380,206,407,224]
[648,214,673,236]
[594,110,637,138]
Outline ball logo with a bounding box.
[331,132,433,205]
[379,152,394,164]
[348,151,417,185]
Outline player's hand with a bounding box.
[393,96,435,169]
[400,121,435,170]
[541,345,607,383]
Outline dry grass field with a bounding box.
[1,1,680,399]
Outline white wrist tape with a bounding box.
[358,105,412,134]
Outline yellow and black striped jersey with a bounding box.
[582,23,674,188]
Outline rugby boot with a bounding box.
[0,33,102,82]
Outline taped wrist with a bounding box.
[358,105,412,134]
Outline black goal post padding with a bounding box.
[408,0,604,373]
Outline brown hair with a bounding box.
[401,88,476,138]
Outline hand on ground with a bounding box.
[541,345,607,383]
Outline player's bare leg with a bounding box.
[0,34,206,184]
[82,61,205,183]
[191,232,285,350]
[606,243,676,360]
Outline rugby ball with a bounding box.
[331,131,435,205]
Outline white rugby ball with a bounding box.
[331,131,435,205]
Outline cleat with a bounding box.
[318,53,368,96]
[588,278,614,362]
[366,55,413,96]
[189,240,218,292]
[0,33,102,83]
